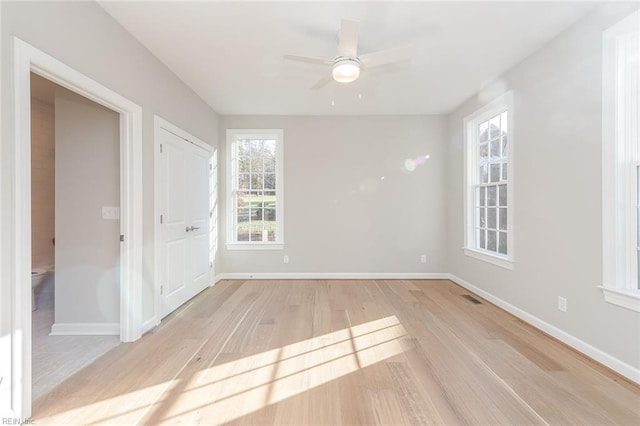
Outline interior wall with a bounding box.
[30,97,55,269]
[0,0,219,336]
[219,115,448,275]
[54,87,120,325]
[446,3,640,370]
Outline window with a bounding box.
[463,91,514,269]
[601,10,640,312]
[226,129,284,249]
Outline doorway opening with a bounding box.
[30,73,122,401]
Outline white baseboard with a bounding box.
[448,274,640,385]
[50,322,119,336]
[140,317,159,335]
[215,272,450,281]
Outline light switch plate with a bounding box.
[102,206,120,220]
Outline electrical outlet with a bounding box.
[283,255,289,264]
[558,296,567,313]
[102,206,120,220]
[420,254,427,264]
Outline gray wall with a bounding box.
[31,97,55,269]
[446,3,640,369]
[0,1,220,336]
[54,87,120,325]
[219,115,448,274]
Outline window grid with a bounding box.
[475,111,508,256]
[232,138,278,243]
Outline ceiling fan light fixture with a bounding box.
[332,58,360,83]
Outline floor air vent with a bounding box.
[462,294,482,304]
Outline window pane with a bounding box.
[478,187,486,207]
[237,187,251,242]
[263,207,276,221]
[264,174,276,190]
[250,229,264,242]
[498,184,507,206]
[479,121,489,142]
[263,191,276,208]
[250,174,264,190]
[237,191,249,208]
[248,193,263,220]
[487,208,496,229]
[264,155,275,173]
[251,155,264,173]
[487,230,497,251]
[490,163,500,183]
[480,143,489,160]
[238,173,250,190]
[237,207,250,223]
[479,228,486,249]
[489,115,501,138]
[478,208,486,228]
[238,155,250,173]
[250,203,262,221]
[491,140,501,159]
[501,136,508,157]
[481,165,488,184]
[498,232,507,255]
[238,139,251,156]
[501,162,508,181]
[499,208,507,231]
[487,185,497,206]
[237,229,250,242]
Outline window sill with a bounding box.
[598,286,640,313]
[463,247,514,270]
[226,243,284,251]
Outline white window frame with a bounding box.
[600,10,640,312]
[226,129,284,250]
[463,91,515,270]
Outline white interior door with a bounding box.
[188,144,212,294]
[159,128,212,317]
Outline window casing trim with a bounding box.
[463,91,515,268]
[601,10,640,312]
[226,129,284,249]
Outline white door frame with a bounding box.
[7,37,144,418]
[153,115,215,328]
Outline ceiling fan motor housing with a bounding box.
[332,57,361,83]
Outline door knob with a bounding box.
[186,225,201,232]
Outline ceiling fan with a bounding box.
[284,19,412,90]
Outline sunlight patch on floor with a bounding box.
[142,315,408,424]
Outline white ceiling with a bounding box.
[99,1,596,116]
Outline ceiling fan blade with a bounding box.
[284,54,333,66]
[310,73,333,90]
[338,19,359,58]
[360,46,413,69]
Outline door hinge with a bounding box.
[210,261,213,268]
[209,211,213,218]
[120,235,125,242]
[160,214,163,224]
[210,163,212,170]
[160,143,163,153]
[160,285,163,295]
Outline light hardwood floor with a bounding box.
[33,279,640,425]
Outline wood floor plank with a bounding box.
[31,279,640,425]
